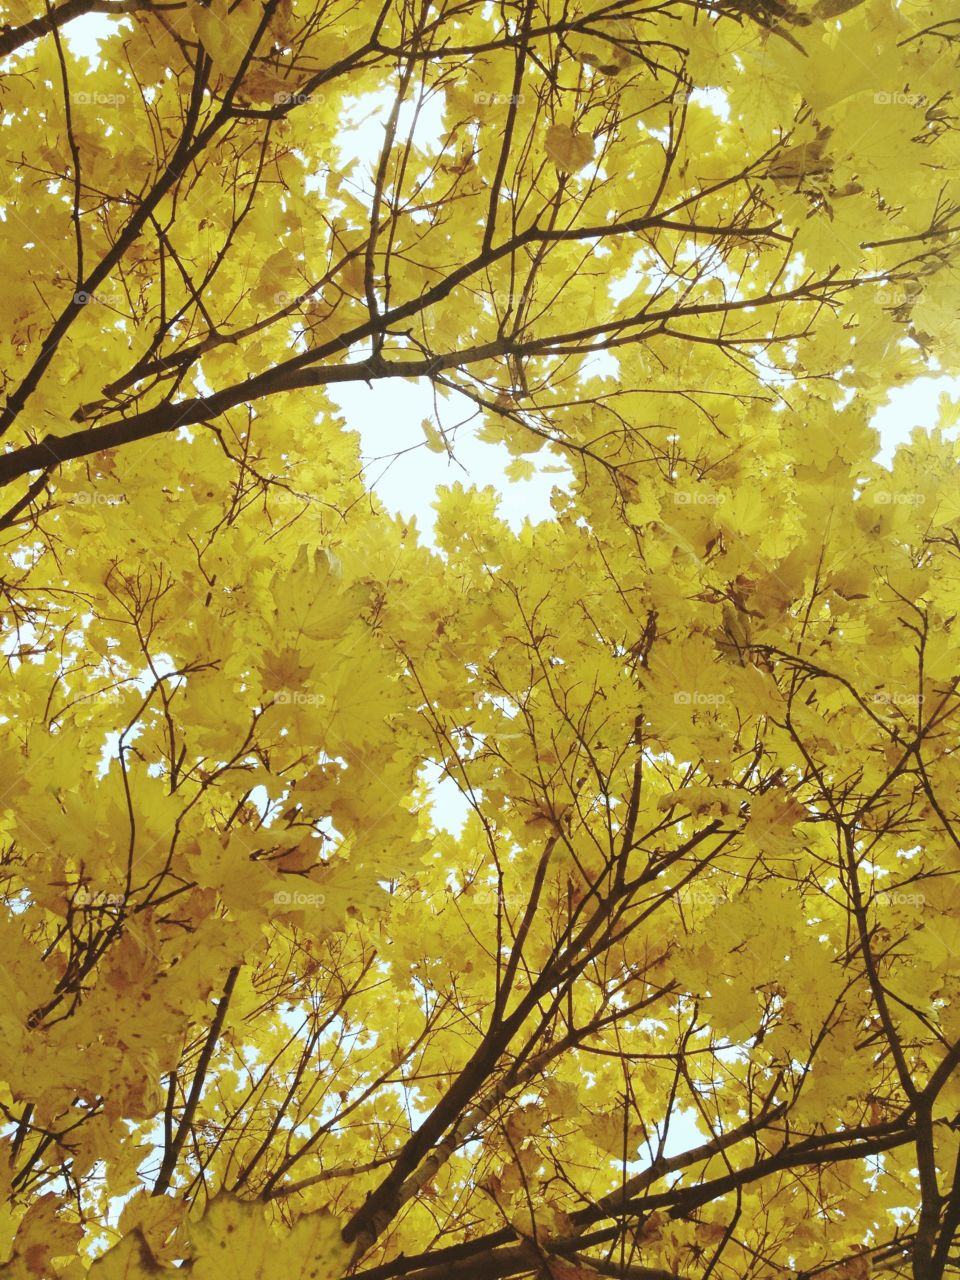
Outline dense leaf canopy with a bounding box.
[2,0,960,1277]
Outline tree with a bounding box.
[1,0,960,1275]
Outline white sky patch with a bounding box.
[872,374,959,466]
[63,12,124,57]
[337,85,449,189]
[692,87,730,120]
[418,758,473,835]
[656,1104,710,1159]
[329,379,571,544]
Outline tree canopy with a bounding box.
[2,0,960,1277]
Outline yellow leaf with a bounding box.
[421,419,448,454]
[624,494,659,527]
[117,1192,186,1266]
[189,0,264,81]
[88,1232,165,1278]
[545,125,595,173]
[191,1195,351,1280]
[505,458,535,482]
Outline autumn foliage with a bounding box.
[2,0,960,1276]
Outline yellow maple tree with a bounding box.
[1,0,960,1277]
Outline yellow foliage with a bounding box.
[0,0,959,1277]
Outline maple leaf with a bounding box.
[545,125,595,173]
[189,1195,351,1280]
